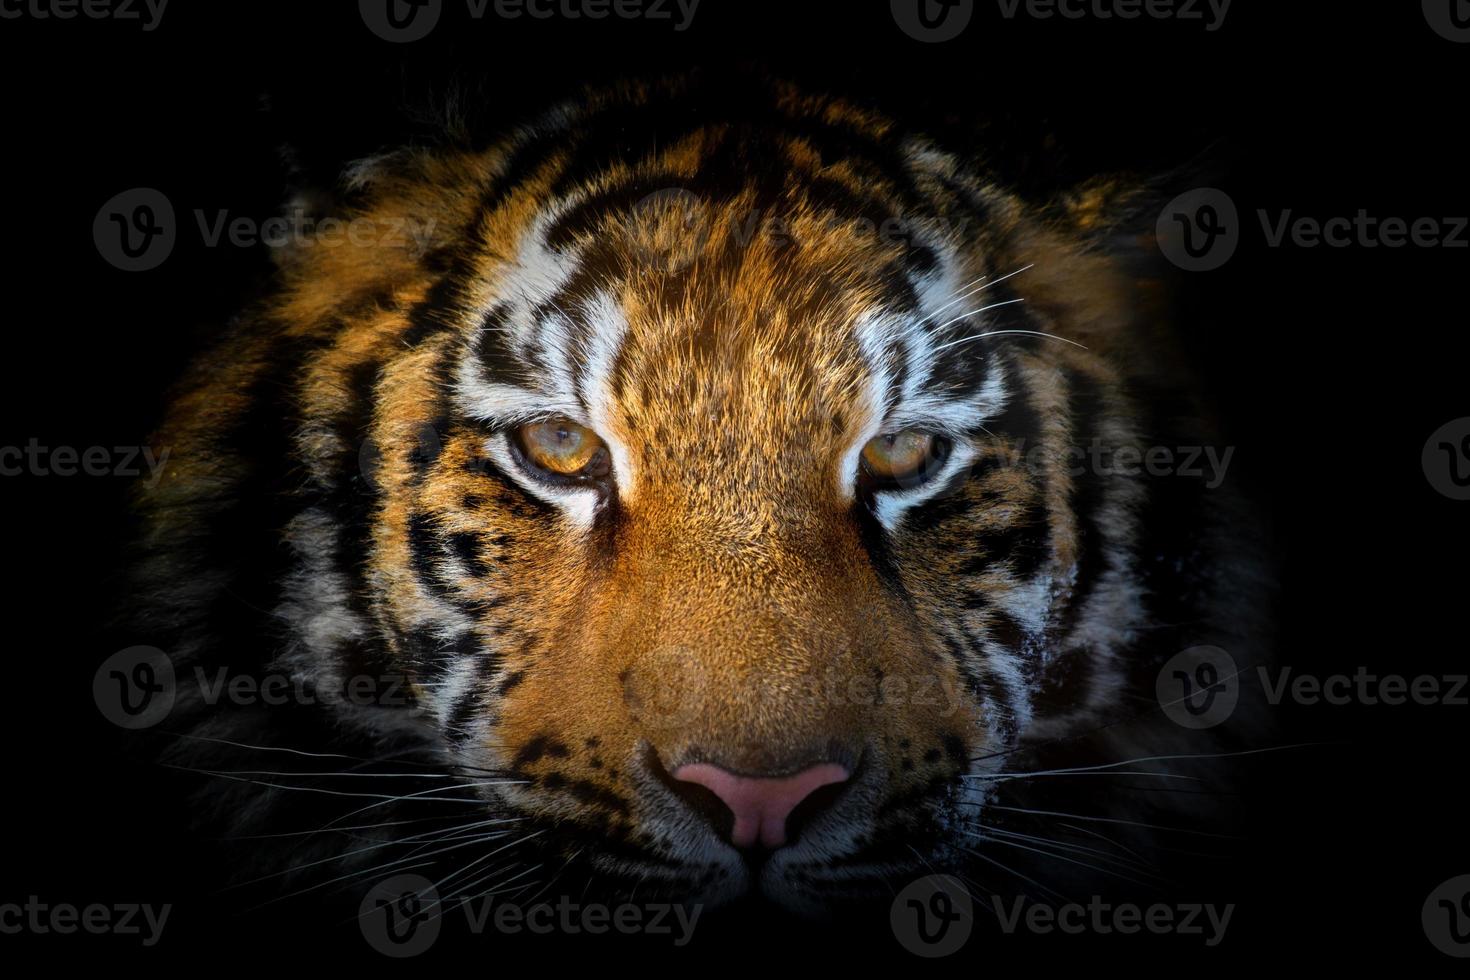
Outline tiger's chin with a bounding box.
[574,839,938,918]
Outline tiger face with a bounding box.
[138,76,1252,917]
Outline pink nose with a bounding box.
[671,762,851,849]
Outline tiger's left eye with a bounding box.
[860,430,945,485]
[514,418,611,481]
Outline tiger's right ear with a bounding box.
[994,159,1233,357]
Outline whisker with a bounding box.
[153,730,512,776]
[931,297,1028,333]
[963,830,1159,890]
[982,803,1245,839]
[160,763,512,803]
[956,843,1072,904]
[977,827,1162,878]
[933,326,1088,352]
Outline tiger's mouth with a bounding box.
[486,738,964,914]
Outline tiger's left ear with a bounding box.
[996,170,1207,357]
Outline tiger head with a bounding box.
[142,77,1198,915]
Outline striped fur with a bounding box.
[131,74,1271,916]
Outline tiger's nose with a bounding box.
[670,762,851,849]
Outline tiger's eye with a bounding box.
[861,430,938,482]
[515,419,610,478]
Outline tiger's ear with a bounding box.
[999,164,1226,356]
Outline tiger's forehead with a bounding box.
[449,115,1029,505]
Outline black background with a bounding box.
[0,0,1464,967]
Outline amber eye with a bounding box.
[513,418,611,481]
[860,430,946,486]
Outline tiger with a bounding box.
[124,71,1272,928]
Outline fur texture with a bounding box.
[128,74,1273,918]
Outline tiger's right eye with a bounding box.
[513,418,612,482]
